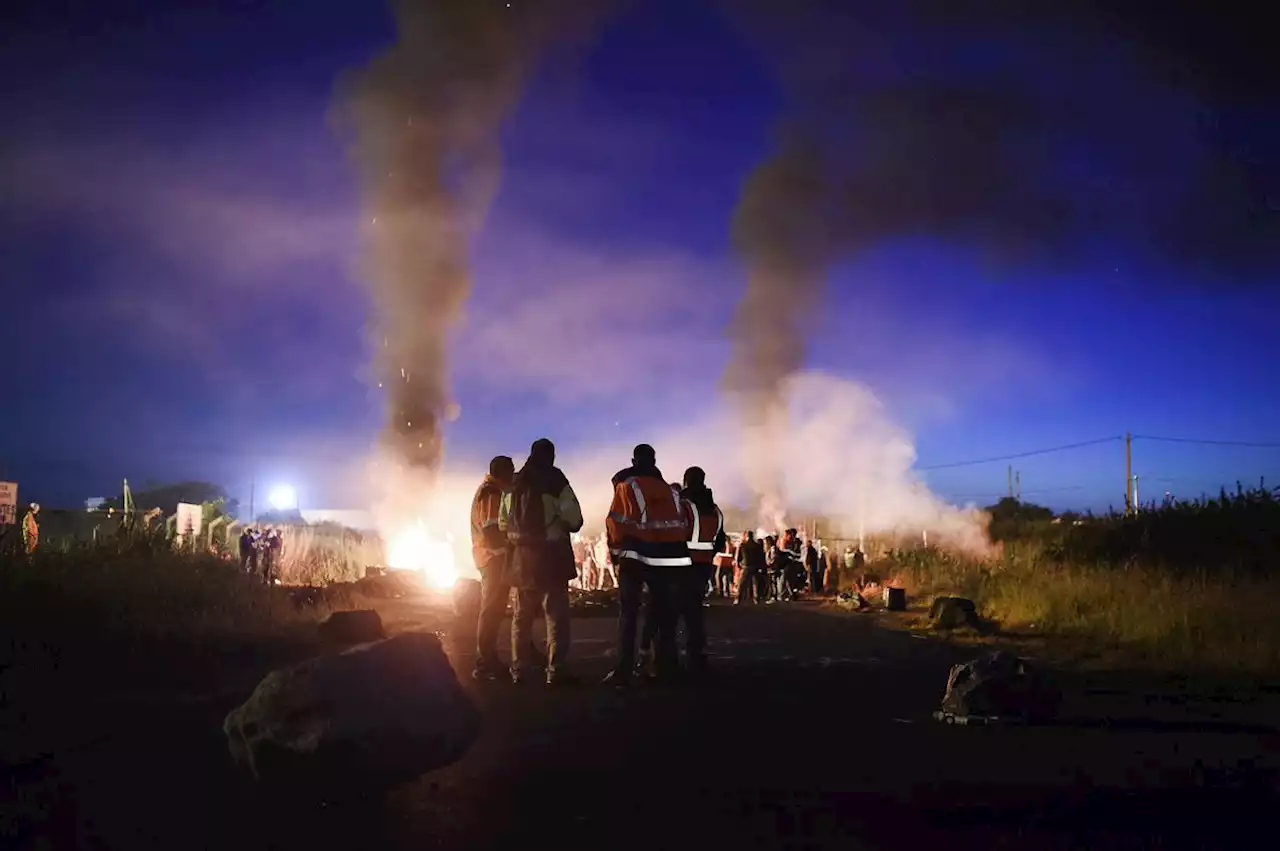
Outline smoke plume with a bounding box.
[723,132,841,526]
[333,0,612,476]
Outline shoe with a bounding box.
[471,664,501,682]
[546,670,578,687]
[602,670,631,689]
[510,669,526,685]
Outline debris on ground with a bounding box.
[568,588,620,615]
[223,631,480,796]
[929,595,981,631]
[836,589,870,611]
[318,609,386,646]
[935,649,1060,724]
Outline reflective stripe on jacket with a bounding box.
[684,500,724,566]
[606,475,691,567]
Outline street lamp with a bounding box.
[268,484,297,512]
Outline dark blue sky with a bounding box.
[3,0,1277,513]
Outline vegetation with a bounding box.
[882,485,1280,673]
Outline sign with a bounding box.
[0,481,16,526]
[175,502,203,544]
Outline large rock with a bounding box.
[223,631,480,795]
[318,609,385,645]
[939,650,1059,721]
[929,595,979,630]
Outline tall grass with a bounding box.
[886,487,1280,673]
[271,523,382,586]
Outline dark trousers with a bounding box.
[616,560,678,676]
[716,564,733,596]
[681,565,713,663]
[475,558,511,669]
[809,566,825,594]
[736,568,756,604]
[755,568,772,601]
[641,565,712,665]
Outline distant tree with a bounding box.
[985,496,1054,541]
[101,481,237,516]
[254,508,304,527]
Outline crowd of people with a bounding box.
[469,438,861,688]
[237,526,283,583]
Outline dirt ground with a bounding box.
[4,592,1278,850]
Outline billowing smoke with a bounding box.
[333,0,612,476]
[719,3,1074,527]
[723,133,839,527]
[333,0,615,534]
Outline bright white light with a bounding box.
[267,485,297,511]
[386,522,458,590]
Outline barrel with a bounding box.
[883,586,907,611]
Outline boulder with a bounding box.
[939,650,1059,721]
[929,595,979,630]
[223,631,480,796]
[318,609,385,645]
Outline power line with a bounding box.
[918,436,1123,471]
[1132,434,1280,449]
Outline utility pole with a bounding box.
[1015,470,1021,500]
[1007,464,1014,499]
[1124,432,1133,514]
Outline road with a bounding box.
[10,595,1280,850]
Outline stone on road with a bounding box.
[223,630,479,796]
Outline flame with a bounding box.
[385,521,458,590]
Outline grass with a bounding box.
[878,487,1280,674]
[271,523,382,586]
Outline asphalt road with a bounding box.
[10,596,1280,850]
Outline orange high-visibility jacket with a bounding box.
[470,475,507,568]
[683,499,725,567]
[606,475,691,567]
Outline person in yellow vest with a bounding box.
[22,502,40,553]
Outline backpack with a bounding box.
[506,477,549,544]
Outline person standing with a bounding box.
[805,538,823,594]
[677,466,726,677]
[604,444,690,687]
[238,527,255,573]
[265,528,283,583]
[22,503,40,554]
[735,530,765,605]
[470,455,515,681]
[500,439,583,686]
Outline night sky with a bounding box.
[3,0,1278,513]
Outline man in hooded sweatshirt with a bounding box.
[604,444,690,686]
[499,438,584,686]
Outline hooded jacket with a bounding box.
[499,454,583,588]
